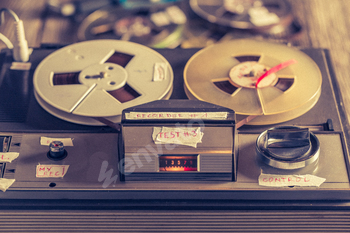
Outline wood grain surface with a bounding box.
[1,0,350,127]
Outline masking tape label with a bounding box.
[0,152,19,163]
[258,173,326,187]
[152,127,203,148]
[36,165,69,178]
[125,112,228,120]
[0,178,15,192]
[40,137,74,146]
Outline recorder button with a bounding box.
[48,141,67,160]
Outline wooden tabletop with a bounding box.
[1,0,350,128]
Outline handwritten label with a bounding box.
[0,178,15,192]
[40,137,74,146]
[0,152,19,163]
[36,165,69,178]
[258,173,326,187]
[153,62,167,81]
[153,127,203,148]
[125,112,228,120]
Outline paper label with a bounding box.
[153,62,167,81]
[153,127,203,148]
[125,112,228,120]
[0,178,15,192]
[258,173,326,187]
[0,152,19,163]
[40,137,74,146]
[36,165,69,178]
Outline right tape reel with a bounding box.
[183,39,322,125]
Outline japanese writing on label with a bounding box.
[125,112,228,120]
[258,173,326,187]
[40,137,74,146]
[0,152,19,163]
[152,127,203,148]
[36,165,69,178]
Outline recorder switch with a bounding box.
[265,127,311,160]
[256,126,320,170]
[47,141,67,160]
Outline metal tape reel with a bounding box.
[34,40,173,125]
[77,4,186,48]
[183,39,322,125]
[189,0,293,30]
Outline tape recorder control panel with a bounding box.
[0,38,348,203]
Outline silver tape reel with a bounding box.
[34,40,173,125]
[189,0,293,30]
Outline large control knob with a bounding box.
[256,126,320,170]
[47,141,67,160]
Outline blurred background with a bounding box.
[1,0,350,120]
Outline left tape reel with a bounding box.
[33,40,173,125]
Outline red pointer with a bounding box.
[255,59,297,88]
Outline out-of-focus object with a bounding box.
[46,0,118,17]
[119,0,182,9]
[189,0,302,39]
[77,3,186,48]
[0,8,29,62]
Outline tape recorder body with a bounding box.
[0,39,349,209]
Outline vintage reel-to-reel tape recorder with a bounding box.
[0,36,350,230]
